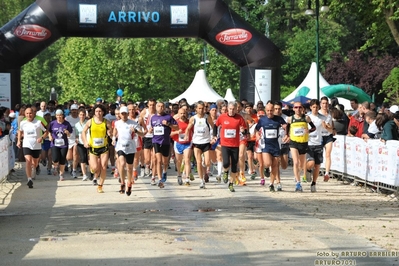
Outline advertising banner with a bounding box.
[0,73,11,108]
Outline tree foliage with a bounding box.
[381,67,399,103]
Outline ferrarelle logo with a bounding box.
[14,25,51,42]
[216,28,252,46]
[108,11,160,23]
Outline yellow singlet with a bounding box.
[289,115,309,143]
[89,118,108,148]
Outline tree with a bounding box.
[381,67,399,104]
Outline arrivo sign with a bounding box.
[216,28,252,46]
[14,25,51,42]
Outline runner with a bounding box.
[17,107,49,188]
[150,102,178,188]
[81,104,112,193]
[213,101,247,192]
[274,101,290,184]
[184,101,214,189]
[319,96,335,182]
[255,101,288,192]
[245,102,259,180]
[48,109,73,181]
[286,102,316,192]
[74,108,89,181]
[140,99,156,178]
[171,108,193,185]
[112,106,144,196]
[65,104,80,178]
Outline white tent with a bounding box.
[169,69,223,105]
[282,62,352,110]
[224,88,236,102]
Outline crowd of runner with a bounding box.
[3,95,381,195]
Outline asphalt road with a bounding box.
[0,163,398,266]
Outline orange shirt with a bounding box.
[248,113,258,142]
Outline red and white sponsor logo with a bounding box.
[14,25,51,42]
[216,28,252,46]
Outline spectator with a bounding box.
[331,107,347,135]
[376,112,399,143]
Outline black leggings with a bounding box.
[51,146,68,165]
[221,146,239,173]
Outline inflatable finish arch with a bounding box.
[0,0,281,106]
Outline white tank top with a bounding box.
[192,115,211,144]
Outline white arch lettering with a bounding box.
[108,11,160,23]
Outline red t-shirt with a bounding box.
[172,119,192,144]
[215,113,247,147]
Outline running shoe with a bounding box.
[199,181,205,189]
[269,184,275,192]
[189,173,195,181]
[59,175,64,181]
[47,169,51,175]
[260,178,265,186]
[311,183,317,193]
[36,165,41,176]
[277,183,282,191]
[240,172,247,183]
[177,176,183,186]
[72,170,77,179]
[264,168,270,178]
[65,164,69,172]
[158,181,164,188]
[111,167,115,174]
[119,184,125,194]
[82,175,89,181]
[92,179,98,186]
[324,173,330,182]
[295,182,303,192]
[228,183,235,192]
[216,175,221,183]
[140,167,145,177]
[161,172,167,183]
[302,175,307,183]
[27,179,33,189]
[184,178,190,186]
[150,177,156,186]
[89,171,94,181]
[41,159,47,167]
[250,172,256,180]
[144,166,150,176]
[126,186,132,196]
[97,185,104,193]
[222,171,228,184]
[133,170,138,181]
[204,173,209,183]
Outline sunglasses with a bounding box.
[293,106,303,109]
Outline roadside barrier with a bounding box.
[0,136,15,184]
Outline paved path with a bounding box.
[0,163,398,266]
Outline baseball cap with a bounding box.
[55,109,63,115]
[120,106,128,113]
[209,104,217,110]
[389,105,399,113]
[70,104,79,110]
[96,98,103,103]
[9,112,16,118]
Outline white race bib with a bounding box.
[293,128,305,136]
[54,138,65,147]
[93,138,105,146]
[154,126,164,136]
[120,140,131,148]
[196,126,205,134]
[224,129,236,138]
[178,133,186,141]
[26,129,36,137]
[265,129,277,139]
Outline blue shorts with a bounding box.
[174,142,192,155]
[261,144,281,157]
[41,139,51,151]
[211,138,220,150]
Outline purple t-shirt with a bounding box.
[49,120,73,148]
[151,113,177,145]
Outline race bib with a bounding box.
[224,129,236,138]
[265,129,277,139]
[196,126,205,134]
[120,141,130,148]
[54,138,65,147]
[179,133,186,141]
[26,129,36,137]
[259,138,265,149]
[93,138,105,146]
[293,128,305,136]
[154,126,164,136]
